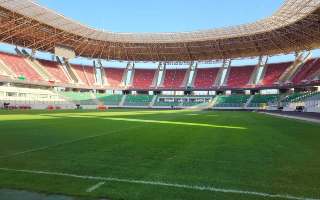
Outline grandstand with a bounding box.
[0,0,320,200]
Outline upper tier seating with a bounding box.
[248,94,279,107]
[71,65,95,86]
[104,68,125,88]
[161,69,187,89]
[291,59,320,84]
[193,68,219,89]
[132,69,156,89]
[0,52,43,81]
[83,66,96,86]
[124,95,154,106]
[214,95,250,107]
[226,66,255,88]
[259,62,292,86]
[38,59,69,83]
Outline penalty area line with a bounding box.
[86,181,105,193]
[0,167,318,200]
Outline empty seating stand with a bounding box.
[97,94,123,106]
[161,69,187,89]
[226,66,255,88]
[193,68,219,89]
[104,68,125,88]
[71,64,93,86]
[248,94,279,107]
[0,52,43,81]
[214,95,250,107]
[131,69,156,90]
[259,62,292,86]
[124,95,154,106]
[291,59,320,85]
[281,92,319,104]
[38,59,70,83]
[60,91,97,105]
[83,66,96,86]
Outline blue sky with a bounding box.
[1,0,318,67]
[36,0,283,33]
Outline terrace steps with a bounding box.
[25,58,52,81]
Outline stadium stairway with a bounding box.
[63,60,79,84]
[0,59,15,77]
[119,95,127,106]
[25,58,53,81]
[244,95,254,108]
[150,95,158,107]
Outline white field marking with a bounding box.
[0,125,142,160]
[0,168,318,200]
[86,181,105,193]
[261,112,320,124]
[105,117,246,130]
[184,114,200,116]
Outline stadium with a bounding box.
[0,0,319,199]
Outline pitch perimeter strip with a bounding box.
[0,168,318,200]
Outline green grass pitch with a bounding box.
[0,109,319,200]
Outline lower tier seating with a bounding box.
[97,94,123,106]
[155,95,212,107]
[282,91,320,104]
[124,95,154,106]
[214,95,250,107]
[59,92,97,105]
[60,92,93,101]
[154,101,181,107]
[248,94,279,107]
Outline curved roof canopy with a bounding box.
[0,0,320,61]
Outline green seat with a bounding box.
[124,95,154,106]
[214,95,250,107]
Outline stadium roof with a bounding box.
[0,0,320,61]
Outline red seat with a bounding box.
[131,69,156,89]
[161,69,187,89]
[83,66,96,85]
[292,59,320,84]
[104,68,125,88]
[38,59,69,83]
[0,52,43,81]
[226,66,255,88]
[193,68,219,89]
[259,62,292,86]
[71,64,95,86]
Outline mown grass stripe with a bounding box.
[0,125,142,160]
